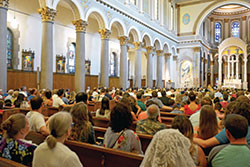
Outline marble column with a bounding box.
[236,55,239,79]
[138,0,143,13]
[146,46,154,88]
[134,42,142,88]
[204,58,208,87]
[156,50,163,88]
[118,36,129,90]
[210,61,214,87]
[0,0,8,93]
[73,19,88,92]
[243,58,248,89]
[98,29,111,88]
[38,7,56,89]
[218,58,223,87]
[231,56,234,78]
[224,19,229,39]
[210,18,215,45]
[242,16,247,42]
[227,55,230,79]
[224,62,228,80]
[201,57,204,87]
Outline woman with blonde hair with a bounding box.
[172,116,207,166]
[69,102,96,144]
[33,112,82,167]
[0,113,36,166]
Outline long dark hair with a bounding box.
[100,97,110,115]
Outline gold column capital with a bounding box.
[156,50,163,56]
[210,61,214,66]
[224,18,229,23]
[164,53,171,57]
[118,36,129,45]
[242,16,247,21]
[72,19,88,32]
[193,47,200,52]
[0,0,8,8]
[201,57,204,62]
[38,7,56,22]
[98,29,111,39]
[146,46,155,54]
[205,59,208,64]
[133,42,142,50]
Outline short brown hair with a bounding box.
[225,114,248,139]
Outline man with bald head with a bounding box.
[136,104,166,135]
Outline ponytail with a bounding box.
[46,135,57,149]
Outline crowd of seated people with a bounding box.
[0,86,249,166]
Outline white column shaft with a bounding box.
[147,53,153,88]
[157,55,163,88]
[100,39,109,87]
[119,44,128,90]
[135,49,141,88]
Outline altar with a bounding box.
[223,79,242,89]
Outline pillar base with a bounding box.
[243,82,248,90]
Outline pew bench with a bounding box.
[0,157,27,167]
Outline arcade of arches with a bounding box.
[1,0,250,92]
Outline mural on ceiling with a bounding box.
[181,60,193,88]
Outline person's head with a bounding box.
[199,105,218,139]
[57,89,65,97]
[225,114,248,141]
[1,113,29,139]
[189,92,196,102]
[75,92,88,104]
[45,90,52,99]
[175,94,182,104]
[46,112,72,149]
[100,97,110,115]
[168,99,175,106]
[136,92,142,100]
[213,97,220,104]
[128,96,136,105]
[172,116,194,141]
[30,88,37,95]
[4,99,12,107]
[140,129,195,167]
[152,91,158,98]
[110,103,132,132]
[236,95,250,103]
[223,93,228,101]
[16,93,25,101]
[231,102,250,125]
[0,100,3,109]
[161,90,166,97]
[30,96,43,110]
[214,102,222,111]
[200,96,212,107]
[120,97,132,111]
[70,102,89,124]
[146,104,160,120]
[8,89,14,96]
[145,100,158,108]
[21,86,27,91]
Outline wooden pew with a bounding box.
[161,117,174,125]
[42,107,59,117]
[0,157,28,167]
[160,112,189,118]
[93,117,137,130]
[25,131,46,145]
[65,140,144,167]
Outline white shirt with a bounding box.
[26,111,46,133]
[52,94,65,107]
[33,142,83,167]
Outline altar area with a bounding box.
[223,79,242,89]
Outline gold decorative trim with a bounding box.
[118,36,129,45]
[38,7,56,22]
[210,61,214,65]
[133,42,142,50]
[164,53,171,57]
[242,16,247,21]
[156,50,163,56]
[205,59,208,64]
[72,20,88,32]
[0,0,8,8]
[98,29,111,39]
[177,0,215,7]
[193,47,201,52]
[146,46,155,54]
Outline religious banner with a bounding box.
[56,55,66,73]
[22,49,34,71]
[181,60,193,88]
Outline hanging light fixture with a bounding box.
[11,0,18,29]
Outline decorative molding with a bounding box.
[193,47,201,52]
[210,61,214,65]
[146,46,155,54]
[212,9,250,16]
[156,50,163,56]
[118,36,129,45]
[0,0,8,8]
[98,29,111,39]
[72,20,88,32]
[38,7,56,22]
[164,53,171,57]
[133,42,142,50]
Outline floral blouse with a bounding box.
[103,127,143,154]
[0,135,36,166]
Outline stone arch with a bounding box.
[109,18,126,36]
[85,8,108,29]
[163,43,170,53]
[153,38,162,50]
[171,46,177,55]
[194,1,250,35]
[127,26,141,42]
[52,0,84,20]
[141,33,153,46]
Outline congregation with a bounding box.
[0,86,249,167]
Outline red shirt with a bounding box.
[184,104,201,116]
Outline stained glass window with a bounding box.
[232,21,240,38]
[68,43,76,73]
[7,29,13,69]
[215,22,222,42]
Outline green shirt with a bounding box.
[211,145,250,167]
[136,118,166,135]
[137,100,146,111]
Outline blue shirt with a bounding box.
[215,126,250,145]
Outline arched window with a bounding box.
[215,22,222,42]
[68,43,76,73]
[7,28,13,69]
[232,21,240,38]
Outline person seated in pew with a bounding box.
[146,91,173,112]
[120,97,138,121]
[96,97,111,119]
[184,92,201,116]
[52,89,74,108]
[69,102,96,144]
[136,92,146,112]
[207,114,250,167]
[138,101,162,122]
[43,90,53,107]
[26,96,50,136]
[33,112,82,167]
[0,100,3,112]
[140,129,196,167]
[136,104,166,135]
[104,103,143,154]
[0,113,37,166]
[172,116,207,167]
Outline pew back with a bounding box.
[0,157,27,167]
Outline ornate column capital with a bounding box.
[118,36,129,45]
[205,59,208,64]
[164,53,171,57]
[156,50,163,56]
[224,18,229,23]
[72,19,88,32]
[193,47,200,52]
[210,61,214,66]
[0,0,9,8]
[201,57,204,62]
[98,29,111,39]
[38,7,56,22]
[133,42,142,50]
[146,46,155,54]
[242,16,247,21]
